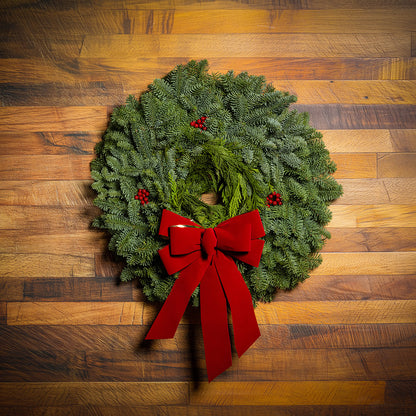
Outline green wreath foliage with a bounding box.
[91,60,343,306]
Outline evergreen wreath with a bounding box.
[91,60,343,306]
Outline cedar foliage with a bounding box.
[91,60,343,305]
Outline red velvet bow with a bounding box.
[145,209,265,381]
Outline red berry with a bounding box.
[144,197,148,202]
[278,201,282,205]
[190,121,194,126]
[267,204,270,208]
[134,195,139,200]
[146,191,149,196]
[203,126,207,131]
[273,201,277,205]
[141,200,145,205]
[197,119,201,124]
[201,116,207,121]
[276,193,281,197]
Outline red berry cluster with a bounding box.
[134,188,150,205]
[266,191,282,207]
[190,116,207,131]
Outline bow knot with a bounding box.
[146,209,265,381]
[201,228,217,257]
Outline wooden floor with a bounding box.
[1,0,416,415]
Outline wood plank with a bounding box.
[330,205,416,227]
[7,300,416,326]
[331,154,377,179]
[378,153,416,177]
[1,346,414,382]
[0,206,99,232]
[0,180,94,205]
[189,381,385,405]
[0,302,6,325]
[0,253,95,278]
[276,80,416,105]
[0,34,84,59]
[323,228,416,252]
[4,177,413,207]
[0,107,109,132]
[323,129,415,153]
[0,132,98,155]
[0,230,107,255]
[335,179,416,205]
[314,252,416,275]
[385,381,416,404]
[1,58,415,84]
[1,322,416,353]
[0,153,373,180]
[0,155,93,180]
[254,300,416,325]
[390,129,416,151]
[0,382,188,406]
[187,405,416,416]
[3,80,416,106]
[0,276,134,302]
[275,275,416,301]
[294,104,416,129]
[2,9,415,35]
[80,34,411,59]
[7,302,144,325]
[2,0,413,10]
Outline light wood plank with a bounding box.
[335,179,416,204]
[0,254,95,278]
[190,381,385,405]
[7,302,144,325]
[314,252,416,275]
[80,34,411,58]
[1,58,414,84]
[0,107,109,132]
[275,80,416,104]
[8,300,416,326]
[0,382,188,406]
[0,180,94,205]
[331,154,377,178]
[378,153,416,177]
[330,205,416,227]
[0,153,374,180]
[2,178,413,206]
[254,300,416,325]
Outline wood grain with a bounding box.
[190,381,385,405]
[2,9,415,35]
[0,1,415,413]
[80,34,412,59]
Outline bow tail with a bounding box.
[200,263,232,382]
[215,251,260,356]
[145,258,210,340]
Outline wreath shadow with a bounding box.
[135,304,204,388]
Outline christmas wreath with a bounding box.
[91,60,342,380]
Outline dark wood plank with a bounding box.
[0,206,99,232]
[0,132,98,155]
[0,302,6,325]
[293,104,416,129]
[2,9,415,36]
[0,276,134,302]
[385,380,416,404]
[1,323,415,353]
[0,382,188,406]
